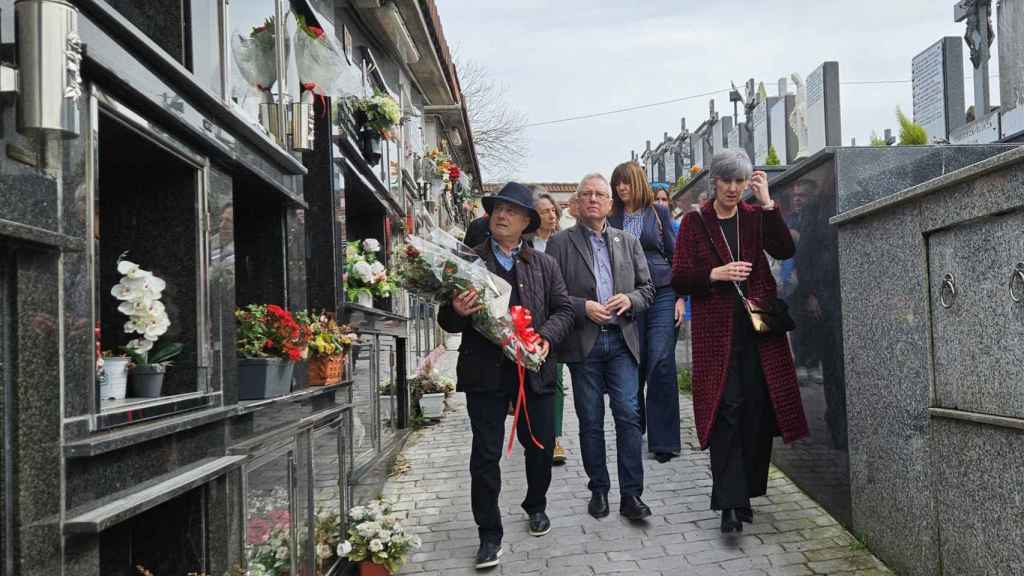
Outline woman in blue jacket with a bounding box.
[609,162,683,462]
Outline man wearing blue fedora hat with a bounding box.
[439,182,575,569]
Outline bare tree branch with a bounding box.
[455,57,528,183]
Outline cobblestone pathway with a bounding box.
[383,347,891,576]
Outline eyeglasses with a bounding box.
[578,191,610,201]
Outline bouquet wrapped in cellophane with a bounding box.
[393,229,546,372]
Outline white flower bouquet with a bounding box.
[110,255,182,367]
[338,499,420,574]
[345,239,393,302]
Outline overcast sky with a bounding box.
[436,0,1001,183]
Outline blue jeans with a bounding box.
[568,328,644,497]
[643,286,681,454]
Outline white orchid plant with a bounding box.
[344,239,393,302]
[110,255,182,367]
[337,499,420,574]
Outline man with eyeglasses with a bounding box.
[544,173,656,521]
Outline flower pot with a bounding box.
[238,358,295,400]
[418,392,445,419]
[380,395,393,423]
[100,356,130,400]
[359,128,382,166]
[129,364,165,398]
[356,292,374,308]
[358,561,391,576]
[307,354,344,386]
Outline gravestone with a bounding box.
[806,62,842,155]
[998,0,1024,138]
[950,107,1001,142]
[776,77,798,163]
[754,96,784,165]
[726,123,740,150]
[912,37,966,140]
[955,0,993,117]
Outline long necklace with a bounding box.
[719,208,746,295]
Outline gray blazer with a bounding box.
[545,222,655,363]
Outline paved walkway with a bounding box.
[382,346,891,576]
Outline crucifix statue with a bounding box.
[955,0,994,116]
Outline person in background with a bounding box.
[653,183,680,235]
[464,213,491,249]
[671,149,807,533]
[531,188,568,465]
[546,173,655,521]
[608,162,684,463]
[438,182,574,569]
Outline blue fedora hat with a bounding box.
[481,182,541,234]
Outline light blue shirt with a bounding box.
[586,225,617,324]
[622,210,644,240]
[491,238,521,271]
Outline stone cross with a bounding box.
[955,0,994,115]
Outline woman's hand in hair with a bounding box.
[750,171,771,205]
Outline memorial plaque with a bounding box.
[949,112,1000,143]
[726,124,740,150]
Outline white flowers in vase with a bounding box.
[337,499,420,574]
[110,255,182,366]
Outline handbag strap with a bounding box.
[694,210,747,301]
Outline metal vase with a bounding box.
[15,0,82,137]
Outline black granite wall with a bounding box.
[233,177,287,309]
[105,0,191,66]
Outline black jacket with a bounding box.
[438,241,574,395]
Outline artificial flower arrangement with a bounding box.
[350,92,402,140]
[392,230,546,372]
[314,508,343,575]
[345,239,393,304]
[338,499,421,575]
[245,488,293,576]
[110,256,182,367]
[296,311,356,385]
[235,304,311,362]
[426,147,461,187]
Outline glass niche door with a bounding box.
[349,337,377,470]
[243,444,299,576]
[91,87,212,424]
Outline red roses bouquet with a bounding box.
[392,230,546,372]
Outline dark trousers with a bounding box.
[568,328,644,498]
[640,286,682,454]
[466,387,555,544]
[709,343,778,511]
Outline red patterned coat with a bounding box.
[672,202,808,450]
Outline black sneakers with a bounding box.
[528,511,551,536]
[474,541,503,569]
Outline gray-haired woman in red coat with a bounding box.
[671,149,808,534]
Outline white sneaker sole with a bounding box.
[475,547,503,569]
[529,525,552,537]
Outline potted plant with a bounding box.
[409,360,453,419]
[345,239,392,308]
[337,499,421,576]
[109,257,183,398]
[245,488,293,576]
[350,92,400,166]
[297,310,356,386]
[236,304,310,400]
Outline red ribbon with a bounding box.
[301,82,328,118]
[506,306,545,456]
